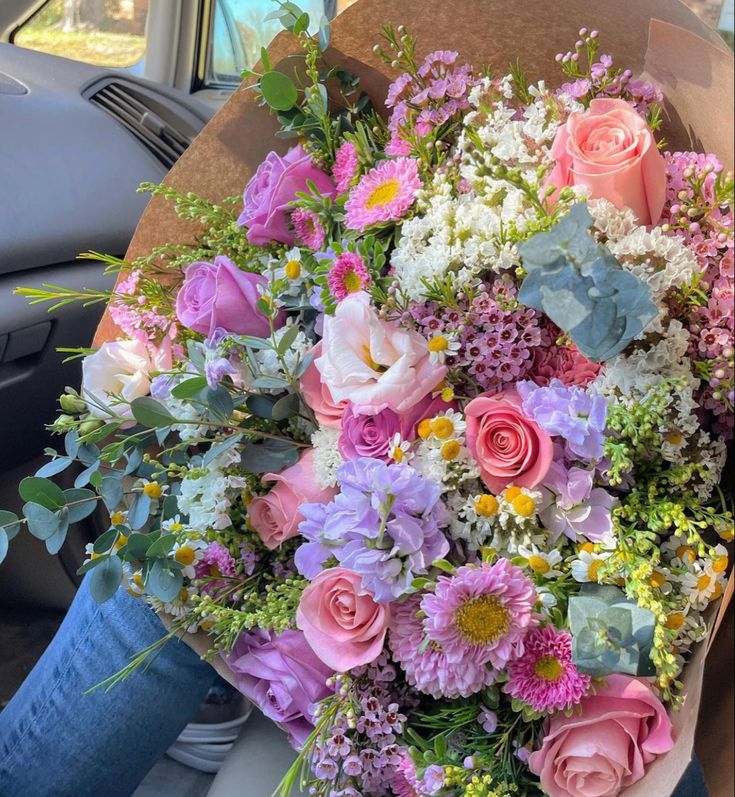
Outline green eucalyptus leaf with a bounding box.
[171,376,208,399]
[204,434,244,467]
[260,70,298,112]
[35,457,73,478]
[0,510,21,541]
[241,440,299,473]
[23,502,61,541]
[204,386,234,422]
[76,553,110,576]
[19,477,66,510]
[128,493,152,531]
[260,46,271,73]
[131,397,174,428]
[125,532,152,560]
[146,533,177,559]
[276,324,301,356]
[147,559,183,602]
[89,555,123,603]
[63,488,98,523]
[246,394,277,419]
[101,476,124,510]
[252,375,289,390]
[271,393,301,421]
[292,11,309,35]
[45,507,70,555]
[74,460,100,488]
[0,529,8,565]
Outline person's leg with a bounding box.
[0,575,216,797]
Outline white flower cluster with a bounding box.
[177,448,247,531]
[310,426,343,488]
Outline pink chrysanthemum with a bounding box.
[291,207,325,250]
[344,157,421,230]
[327,251,371,301]
[195,541,236,594]
[391,751,420,797]
[505,625,591,713]
[389,596,496,699]
[332,140,360,194]
[421,560,536,671]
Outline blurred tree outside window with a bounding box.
[13,0,148,69]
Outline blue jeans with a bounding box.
[0,576,216,797]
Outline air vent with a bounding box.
[87,79,203,170]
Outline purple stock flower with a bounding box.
[295,457,449,603]
[517,379,607,461]
[225,628,332,748]
[538,461,613,542]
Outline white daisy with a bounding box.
[518,544,563,578]
[427,333,461,364]
[388,434,413,464]
[571,548,611,583]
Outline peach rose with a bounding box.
[548,98,666,225]
[248,450,336,550]
[299,342,347,429]
[296,567,390,671]
[529,675,674,797]
[316,292,446,415]
[465,389,553,493]
[81,339,172,419]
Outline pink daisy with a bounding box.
[505,625,591,713]
[421,560,536,671]
[332,140,359,194]
[291,207,325,250]
[327,251,371,301]
[344,158,421,230]
[389,596,496,699]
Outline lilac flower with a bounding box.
[538,461,613,542]
[295,458,449,603]
[517,379,607,461]
[420,764,446,794]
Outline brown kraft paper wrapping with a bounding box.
[98,1,733,793]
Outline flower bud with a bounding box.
[79,418,104,436]
[59,394,87,414]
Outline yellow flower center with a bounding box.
[718,527,734,542]
[169,522,184,532]
[504,485,522,502]
[588,559,601,582]
[712,555,728,573]
[579,542,596,554]
[285,259,301,279]
[114,534,128,550]
[110,511,125,525]
[392,446,405,463]
[696,573,712,591]
[361,344,385,372]
[342,269,362,293]
[534,655,564,682]
[143,482,162,499]
[649,571,667,589]
[711,581,723,600]
[179,587,190,603]
[441,386,455,402]
[474,495,499,518]
[666,612,685,630]
[441,440,461,461]
[665,431,683,445]
[133,573,144,589]
[200,620,215,631]
[428,336,449,353]
[676,545,695,564]
[209,565,222,577]
[417,418,432,439]
[431,417,455,439]
[454,595,510,645]
[528,555,550,574]
[175,546,196,566]
[365,178,400,209]
[512,494,536,518]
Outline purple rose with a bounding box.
[175,255,282,338]
[225,628,333,748]
[238,145,336,246]
[338,404,401,461]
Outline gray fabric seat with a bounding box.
[206,710,306,797]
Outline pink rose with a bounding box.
[465,389,553,493]
[299,342,347,429]
[176,255,283,338]
[316,293,446,415]
[529,675,674,797]
[248,450,336,550]
[238,145,335,246]
[338,404,401,462]
[296,567,390,671]
[548,98,666,225]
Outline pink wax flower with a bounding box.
[296,567,390,671]
[299,341,347,429]
[344,157,421,230]
[327,251,372,301]
[238,144,335,246]
[547,98,666,225]
[291,207,326,250]
[465,389,553,493]
[175,255,282,338]
[332,140,360,193]
[248,449,336,550]
[504,625,591,713]
[529,674,674,797]
[316,293,446,415]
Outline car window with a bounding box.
[205,0,332,87]
[12,0,147,70]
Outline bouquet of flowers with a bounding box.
[1,2,733,796]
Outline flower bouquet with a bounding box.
[2,0,733,795]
